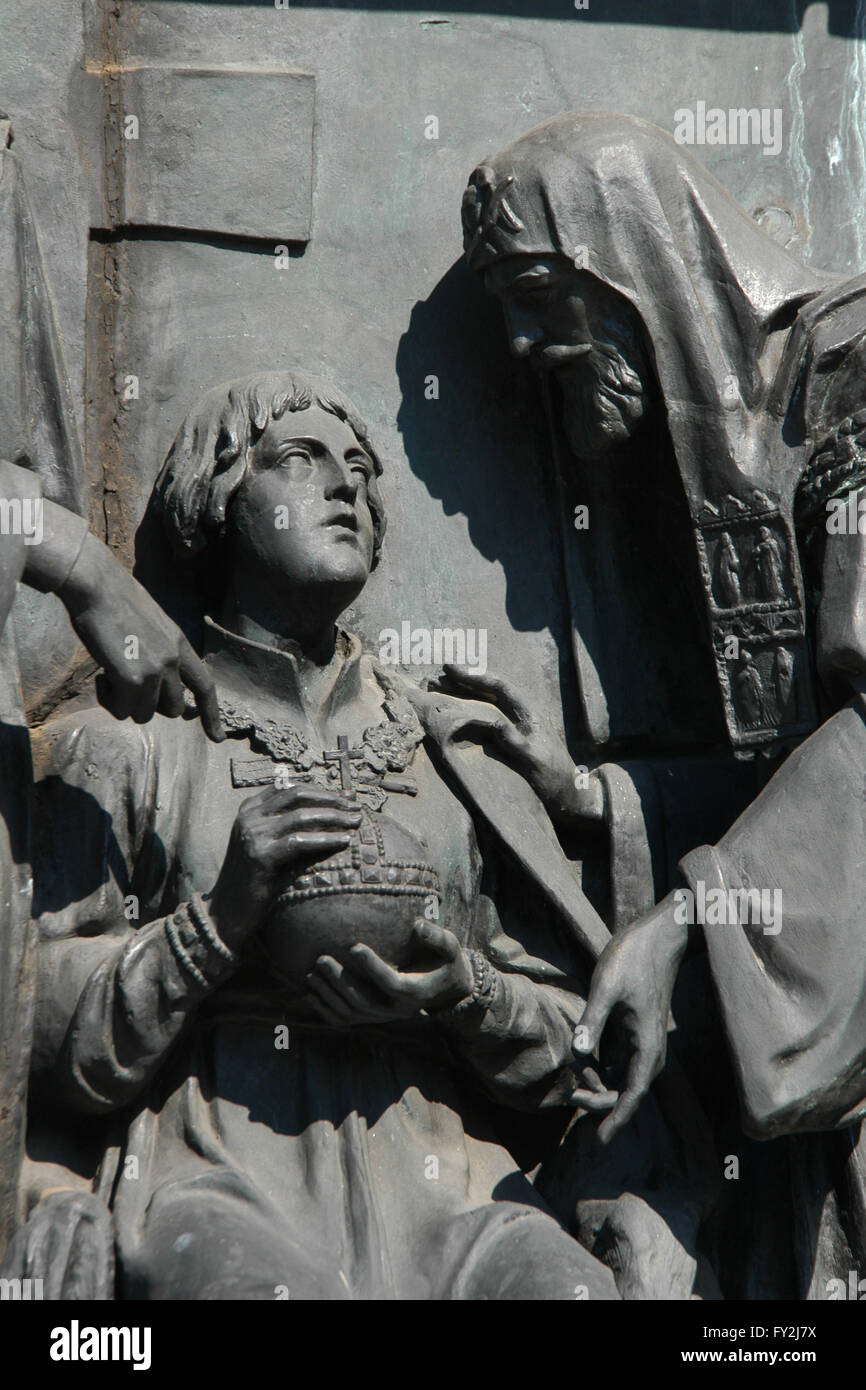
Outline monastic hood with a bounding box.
[463,112,852,750]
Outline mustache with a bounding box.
[551,337,648,458]
[539,343,593,366]
[554,338,645,405]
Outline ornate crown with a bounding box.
[274,806,440,908]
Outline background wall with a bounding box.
[3,0,864,752]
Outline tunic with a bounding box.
[31,619,617,1300]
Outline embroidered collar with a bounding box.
[202,616,365,723]
[194,618,425,809]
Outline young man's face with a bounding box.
[224,405,376,605]
[483,254,654,461]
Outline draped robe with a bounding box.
[462,110,866,1296]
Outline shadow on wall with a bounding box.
[134,497,211,655]
[395,257,566,638]
[147,1,856,38]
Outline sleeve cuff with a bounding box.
[163,894,239,993]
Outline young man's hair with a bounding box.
[153,371,386,570]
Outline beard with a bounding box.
[554,339,648,461]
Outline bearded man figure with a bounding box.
[461,111,866,1299]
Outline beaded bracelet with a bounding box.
[164,910,210,990]
[188,893,237,964]
[446,950,499,1017]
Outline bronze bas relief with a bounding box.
[465,111,866,1299]
[3,108,866,1302]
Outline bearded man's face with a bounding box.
[483,255,654,461]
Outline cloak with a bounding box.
[462,111,866,752]
[462,109,866,1297]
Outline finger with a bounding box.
[95,671,130,722]
[569,1088,619,1112]
[421,684,513,744]
[178,641,225,743]
[96,668,159,724]
[410,917,456,960]
[575,1065,606,1091]
[314,956,394,1016]
[265,807,361,838]
[571,1065,615,1098]
[306,971,359,1025]
[307,995,345,1028]
[308,966,398,1024]
[596,1032,660,1145]
[574,981,616,1057]
[445,712,514,748]
[440,665,533,733]
[156,665,187,719]
[240,787,358,828]
[422,687,506,735]
[127,670,163,724]
[274,831,353,866]
[257,784,359,814]
[597,1092,643,1145]
[348,943,414,999]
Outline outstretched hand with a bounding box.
[60,533,224,740]
[431,664,604,823]
[13,484,224,740]
[571,897,689,1143]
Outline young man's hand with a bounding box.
[209,785,361,954]
[307,920,474,1026]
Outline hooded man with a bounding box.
[461,110,866,1298]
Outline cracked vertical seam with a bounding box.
[89,1,126,553]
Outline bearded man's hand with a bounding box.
[430,664,605,825]
[571,895,690,1142]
